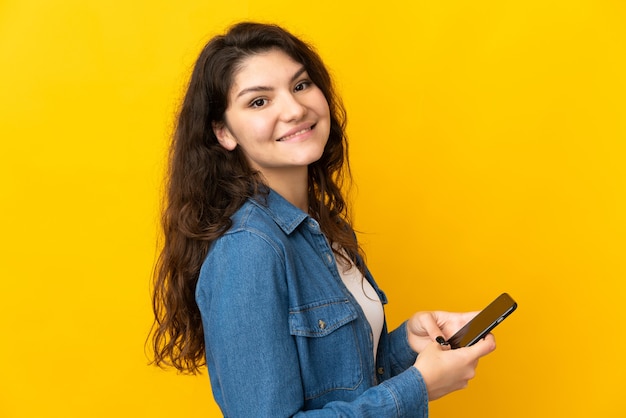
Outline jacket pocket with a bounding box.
[289,298,363,401]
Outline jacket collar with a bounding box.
[250,188,310,235]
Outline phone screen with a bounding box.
[447,293,517,349]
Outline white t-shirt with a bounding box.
[335,253,384,359]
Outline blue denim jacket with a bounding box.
[196,190,429,417]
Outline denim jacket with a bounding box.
[195,190,429,417]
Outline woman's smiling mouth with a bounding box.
[276,124,316,142]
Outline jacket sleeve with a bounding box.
[196,231,428,418]
[387,321,420,376]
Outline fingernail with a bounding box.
[436,336,449,346]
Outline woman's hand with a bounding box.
[406,311,478,354]
[413,334,496,400]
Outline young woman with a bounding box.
[151,22,496,417]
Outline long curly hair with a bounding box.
[150,22,363,374]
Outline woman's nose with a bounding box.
[279,93,307,122]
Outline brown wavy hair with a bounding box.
[150,22,363,374]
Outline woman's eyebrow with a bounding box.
[290,66,307,83]
[235,66,307,99]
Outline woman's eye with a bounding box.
[250,98,267,108]
[294,81,311,92]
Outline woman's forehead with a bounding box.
[229,50,305,95]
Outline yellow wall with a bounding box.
[1,1,624,417]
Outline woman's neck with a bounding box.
[261,168,309,212]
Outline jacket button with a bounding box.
[377,367,385,375]
[318,320,326,330]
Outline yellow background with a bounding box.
[1,0,624,417]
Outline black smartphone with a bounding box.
[447,293,517,349]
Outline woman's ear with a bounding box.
[212,121,238,151]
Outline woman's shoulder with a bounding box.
[227,196,282,236]
[198,197,294,289]
[207,195,297,256]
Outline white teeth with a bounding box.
[279,127,311,141]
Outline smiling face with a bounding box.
[213,49,331,186]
